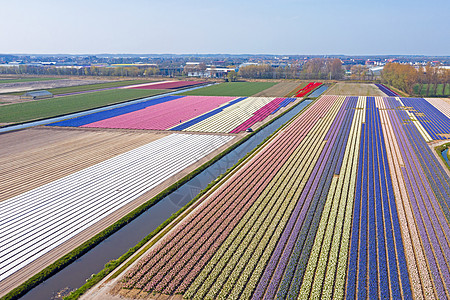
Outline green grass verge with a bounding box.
[414,84,450,97]
[0,89,169,124]
[179,82,277,97]
[62,98,314,300]
[436,143,450,171]
[385,84,410,97]
[0,77,59,84]
[4,80,156,96]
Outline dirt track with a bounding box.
[0,127,241,297]
[326,83,386,96]
[251,82,302,97]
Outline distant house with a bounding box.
[20,90,53,100]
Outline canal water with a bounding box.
[21,100,313,299]
[443,149,450,167]
[308,85,328,98]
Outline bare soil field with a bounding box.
[251,82,302,97]
[0,127,241,297]
[325,82,386,96]
[0,79,113,94]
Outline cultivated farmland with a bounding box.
[179,82,277,97]
[100,94,450,300]
[49,95,301,133]
[251,82,305,97]
[326,82,387,96]
[0,89,169,124]
[0,131,235,296]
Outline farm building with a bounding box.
[20,90,53,100]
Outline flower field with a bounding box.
[48,95,299,133]
[115,94,450,299]
[0,133,234,283]
[294,82,322,97]
[375,83,399,96]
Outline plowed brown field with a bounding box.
[251,82,303,97]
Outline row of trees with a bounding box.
[301,58,345,80]
[237,58,345,80]
[381,62,450,96]
[238,64,302,79]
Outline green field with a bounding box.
[0,89,169,124]
[413,84,450,97]
[0,77,60,84]
[179,82,277,97]
[4,80,156,96]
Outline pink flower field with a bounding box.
[81,96,235,130]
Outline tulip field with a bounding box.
[48,95,299,133]
[294,82,322,97]
[115,95,450,299]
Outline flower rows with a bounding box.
[114,95,450,299]
[294,82,322,97]
[118,95,338,295]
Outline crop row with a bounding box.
[302,96,365,300]
[400,97,450,140]
[119,95,340,296]
[182,97,279,133]
[81,96,234,130]
[230,97,296,133]
[185,95,345,300]
[252,96,353,300]
[0,134,233,282]
[375,84,399,96]
[294,82,322,97]
[114,96,450,299]
[345,97,412,299]
[425,97,450,119]
[384,96,450,298]
[47,95,184,127]
[376,96,434,299]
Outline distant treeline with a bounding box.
[382,62,450,96]
[238,58,344,80]
[0,65,161,77]
[0,58,345,81]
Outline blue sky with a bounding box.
[1,0,449,55]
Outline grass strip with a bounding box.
[46,98,315,300]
